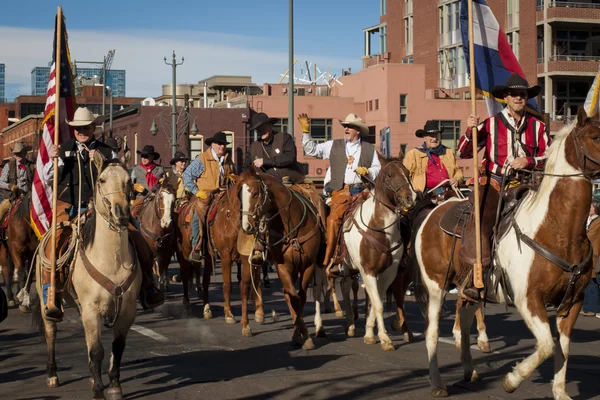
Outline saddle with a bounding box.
[207,191,226,227]
[1,198,22,229]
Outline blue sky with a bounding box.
[1,0,379,98]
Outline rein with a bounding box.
[138,189,173,249]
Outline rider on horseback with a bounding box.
[456,74,551,301]
[130,145,166,217]
[45,107,164,320]
[168,151,189,208]
[0,142,35,224]
[184,131,235,263]
[301,113,381,268]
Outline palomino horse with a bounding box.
[414,107,597,399]
[134,178,175,292]
[34,156,143,400]
[239,168,324,349]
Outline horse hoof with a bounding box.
[18,304,31,313]
[254,313,264,324]
[431,387,449,398]
[106,387,123,400]
[381,341,395,351]
[225,316,236,324]
[465,370,480,382]
[391,320,401,331]
[8,300,15,307]
[171,275,181,283]
[46,376,59,388]
[335,311,344,318]
[93,392,106,400]
[241,327,253,337]
[347,326,355,337]
[89,377,95,389]
[364,336,376,345]
[292,331,303,346]
[403,332,414,343]
[477,340,492,353]
[203,307,213,320]
[503,375,517,393]
[272,310,279,323]
[316,328,327,338]
[302,338,315,350]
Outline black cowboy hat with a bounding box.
[137,145,160,160]
[170,151,189,165]
[416,120,444,138]
[491,73,541,100]
[205,131,229,146]
[249,112,278,131]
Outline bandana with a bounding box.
[417,142,446,163]
[141,163,158,189]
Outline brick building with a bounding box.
[0,114,44,161]
[363,0,600,128]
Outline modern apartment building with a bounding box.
[31,66,126,97]
[0,64,5,103]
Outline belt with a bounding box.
[343,184,364,188]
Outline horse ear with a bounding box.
[248,164,258,175]
[121,149,131,166]
[577,105,589,127]
[376,151,388,167]
[93,149,106,173]
[398,148,405,161]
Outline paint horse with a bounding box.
[34,155,144,400]
[414,106,598,399]
[240,167,324,349]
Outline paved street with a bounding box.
[1,262,599,400]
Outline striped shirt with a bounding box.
[456,108,551,176]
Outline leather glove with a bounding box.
[8,184,18,192]
[228,174,237,184]
[297,113,310,133]
[133,183,146,193]
[355,167,369,177]
[195,190,208,200]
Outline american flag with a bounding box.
[30,15,76,238]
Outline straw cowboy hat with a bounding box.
[10,142,31,154]
[249,112,279,131]
[65,107,102,127]
[339,113,369,136]
[170,151,189,165]
[137,145,160,160]
[205,131,230,146]
[491,73,541,100]
[416,120,444,138]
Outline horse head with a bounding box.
[568,106,600,176]
[239,166,272,235]
[93,152,132,230]
[155,177,176,229]
[374,152,417,213]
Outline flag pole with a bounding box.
[468,0,484,289]
[47,6,63,312]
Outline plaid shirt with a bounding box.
[183,149,225,194]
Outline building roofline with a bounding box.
[0,113,44,136]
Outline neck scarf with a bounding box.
[141,163,158,189]
[417,142,446,163]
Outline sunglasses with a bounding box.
[507,90,528,99]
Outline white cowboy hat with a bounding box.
[339,113,369,136]
[65,107,102,127]
[10,142,31,154]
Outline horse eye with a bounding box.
[99,178,106,184]
[594,136,600,141]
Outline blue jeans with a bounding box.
[68,205,88,219]
[583,278,600,314]
[191,212,200,250]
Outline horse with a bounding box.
[134,178,175,292]
[33,155,144,400]
[413,106,598,399]
[239,168,324,349]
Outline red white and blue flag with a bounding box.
[30,15,76,238]
[460,0,539,115]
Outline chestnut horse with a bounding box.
[414,107,597,399]
[134,179,175,292]
[239,168,324,349]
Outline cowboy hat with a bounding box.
[415,120,444,138]
[339,113,369,136]
[491,73,541,100]
[10,142,31,154]
[65,107,102,127]
[205,131,230,146]
[249,112,278,131]
[170,151,189,165]
[137,145,160,160]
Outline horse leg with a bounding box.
[82,311,105,399]
[453,296,463,349]
[300,263,316,348]
[552,299,582,400]
[424,281,447,397]
[2,250,14,307]
[279,266,309,348]
[374,266,397,351]
[340,275,355,337]
[42,313,59,388]
[312,265,326,338]
[106,331,127,400]
[360,274,379,347]
[352,275,359,321]
[179,258,191,312]
[240,259,252,336]
[330,276,344,318]
[252,264,265,324]
[202,253,213,319]
[458,304,480,382]
[221,254,235,324]
[391,270,414,342]
[475,303,491,353]
[503,297,554,394]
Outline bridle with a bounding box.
[138,187,174,248]
[373,161,413,215]
[240,175,271,235]
[570,120,600,178]
[95,163,131,233]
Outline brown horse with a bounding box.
[414,107,598,399]
[134,179,175,292]
[239,168,323,349]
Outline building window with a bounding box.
[310,119,333,143]
[438,46,468,89]
[400,94,407,123]
[439,120,461,150]
[369,100,373,111]
[223,131,234,162]
[273,118,289,134]
[404,16,413,56]
[555,79,593,118]
[507,0,519,30]
[439,1,461,48]
[554,29,600,59]
[380,0,386,16]
[507,31,520,60]
[404,0,413,15]
[189,135,204,159]
[374,99,379,110]
[380,25,387,53]
[365,126,377,144]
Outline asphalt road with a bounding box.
[1,262,599,400]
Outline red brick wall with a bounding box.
[547,6,600,20]
[383,0,404,62]
[0,117,43,161]
[518,0,538,86]
[413,1,439,90]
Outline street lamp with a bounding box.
[149,108,198,150]
[164,51,184,158]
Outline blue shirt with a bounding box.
[183,148,225,194]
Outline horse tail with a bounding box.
[412,247,429,319]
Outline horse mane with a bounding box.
[15,192,31,220]
[81,210,97,249]
[543,118,576,175]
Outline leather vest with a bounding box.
[329,139,374,191]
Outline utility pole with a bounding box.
[101,55,106,141]
[164,50,184,158]
[108,87,113,138]
[288,0,294,137]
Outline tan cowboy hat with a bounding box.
[10,142,31,154]
[339,113,369,136]
[65,107,102,127]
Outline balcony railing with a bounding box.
[551,1,600,9]
[548,54,600,61]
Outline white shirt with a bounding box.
[302,133,381,186]
[587,215,598,231]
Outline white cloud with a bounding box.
[0,26,359,98]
